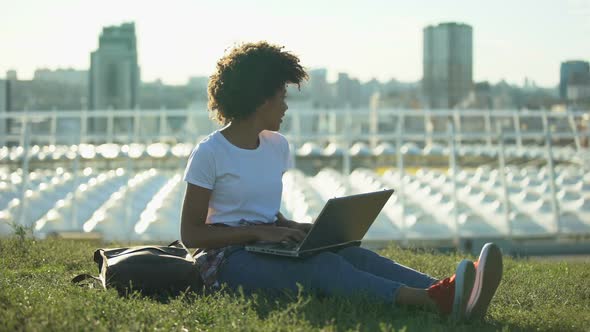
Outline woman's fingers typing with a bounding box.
[286,228,306,243]
[256,226,306,243]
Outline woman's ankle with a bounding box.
[395,286,436,309]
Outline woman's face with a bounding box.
[260,86,288,131]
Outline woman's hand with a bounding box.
[291,222,313,233]
[254,226,306,244]
[275,212,313,234]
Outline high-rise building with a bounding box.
[336,73,361,108]
[423,22,473,109]
[308,68,329,108]
[89,22,140,111]
[336,72,350,108]
[560,60,589,99]
[566,71,590,102]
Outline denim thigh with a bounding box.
[218,249,408,303]
[335,246,437,289]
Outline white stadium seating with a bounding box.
[3,159,588,243]
[1,109,588,245]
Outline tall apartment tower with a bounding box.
[423,22,473,109]
[89,22,140,111]
[560,60,590,99]
[308,68,329,108]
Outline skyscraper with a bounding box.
[336,73,351,108]
[560,60,590,99]
[308,68,329,108]
[423,22,473,109]
[336,72,361,108]
[89,22,140,111]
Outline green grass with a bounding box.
[1,236,589,332]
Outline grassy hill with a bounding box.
[1,236,589,331]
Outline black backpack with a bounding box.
[72,240,204,297]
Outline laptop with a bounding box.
[245,189,394,258]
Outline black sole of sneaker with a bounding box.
[467,243,503,320]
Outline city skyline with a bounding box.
[1,0,589,87]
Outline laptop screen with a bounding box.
[299,189,394,251]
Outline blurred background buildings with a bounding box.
[1,21,588,117]
[0,20,589,252]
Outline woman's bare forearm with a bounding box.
[181,223,263,249]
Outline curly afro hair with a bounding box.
[207,41,308,125]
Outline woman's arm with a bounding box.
[180,183,306,248]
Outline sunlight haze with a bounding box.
[1,0,589,86]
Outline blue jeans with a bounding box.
[217,246,438,303]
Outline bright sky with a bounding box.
[1,0,589,87]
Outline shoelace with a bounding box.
[429,275,456,294]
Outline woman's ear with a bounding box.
[256,98,271,112]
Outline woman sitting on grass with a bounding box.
[180,41,503,321]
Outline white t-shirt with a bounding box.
[183,130,292,226]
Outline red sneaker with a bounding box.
[466,243,503,320]
[427,259,476,321]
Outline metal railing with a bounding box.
[0,108,588,147]
[1,108,589,241]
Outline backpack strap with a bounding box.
[168,239,204,258]
[167,240,182,247]
[71,273,102,287]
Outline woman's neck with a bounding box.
[220,119,262,150]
